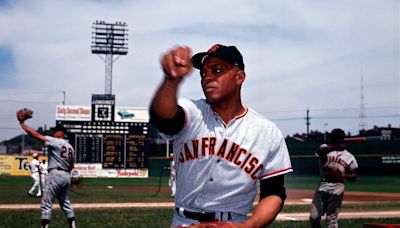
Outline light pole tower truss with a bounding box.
[91,20,128,95]
[359,73,367,131]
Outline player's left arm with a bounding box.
[233,175,286,228]
[68,161,74,173]
[343,167,357,182]
[243,195,283,227]
[38,163,42,175]
[68,150,76,173]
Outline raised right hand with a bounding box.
[161,45,193,80]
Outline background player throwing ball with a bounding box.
[310,128,358,228]
[150,44,293,227]
[17,108,76,228]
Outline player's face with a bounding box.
[200,57,244,104]
[53,131,65,139]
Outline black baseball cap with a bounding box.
[191,44,245,70]
[50,124,66,133]
[329,128,345,141]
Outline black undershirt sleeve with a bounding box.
[149,105,185,135]
[259,174,287,201]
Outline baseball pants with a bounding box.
[41,169,74,220]
[310,190,343,228]
[28,172,42,197]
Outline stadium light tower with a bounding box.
[91,20,128,95]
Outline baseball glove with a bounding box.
[176,221,237,228]
[16,108,33,123]
[323,167,344,183]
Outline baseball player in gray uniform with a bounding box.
[310,128,358,228]
[150,44,293,227]
[17,110,76,228]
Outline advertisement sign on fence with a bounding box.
[0,155,148,178]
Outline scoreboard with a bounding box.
[55,94,149,169]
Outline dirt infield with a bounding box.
[285,189,400,204]
[82,186,400,204]
[75,186,400,204]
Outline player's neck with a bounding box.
[211,100,245,124]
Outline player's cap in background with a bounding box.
[191,44,245,70]
[330,128,345,141]
[50,124,66,133]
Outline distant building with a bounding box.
[286,124,400,141]
[286,130,326,142]
[0,145,6,154]
[359,125,400,140]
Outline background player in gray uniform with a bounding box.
[310,128,358,228]
[150,44,293,227]
[17,109,76,228]
[28,152,42,197]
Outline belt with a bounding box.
[50,167,68,172]
[176,208,216,222]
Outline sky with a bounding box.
[0,0,399,142]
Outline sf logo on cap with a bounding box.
[208,44,220,53]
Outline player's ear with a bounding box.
[235,70,245,85]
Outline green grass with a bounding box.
[0,208,399,228]
[0,208,173,228]
[1,175,400,204]
[0,176,173,204]
[281,202,400,213]
[285,174,400,193]
[1,175,400,227]
[271,218,400,228]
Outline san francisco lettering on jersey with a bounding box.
[178,136,264,180]
[326,155,349,168]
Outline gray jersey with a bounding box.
[45,136,75,171]
[161,98,292,215]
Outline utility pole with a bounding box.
[306,108,310,137]
[324,123,328,142]
[21,133,25,154]
[62,90,66,105]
